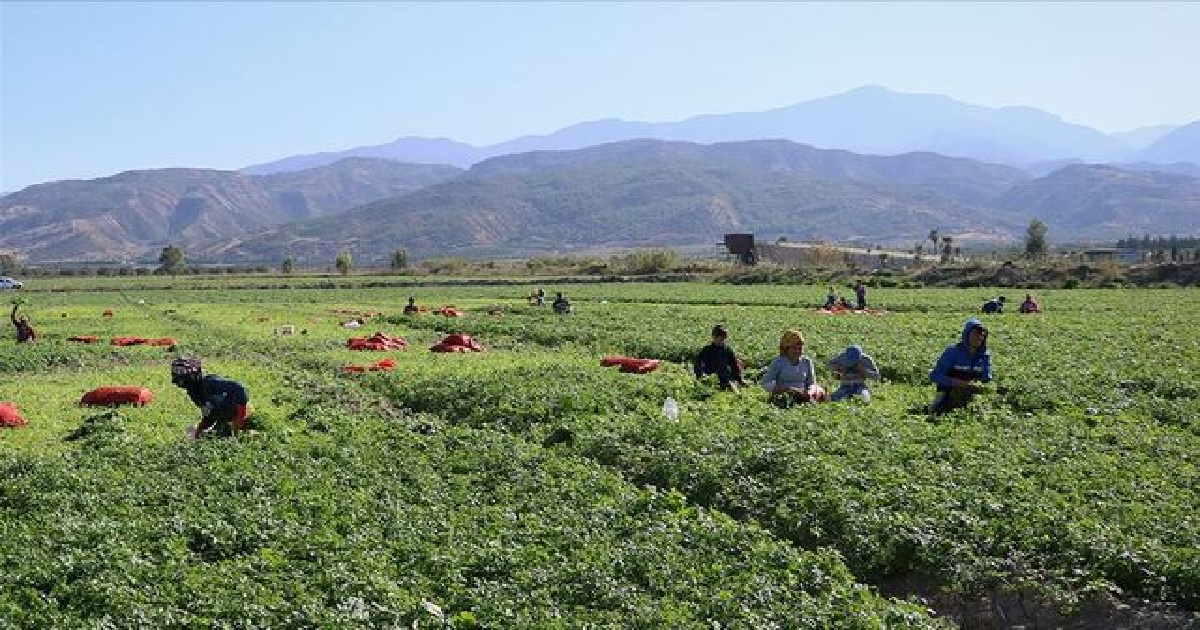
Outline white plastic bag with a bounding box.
[662,397,680,421]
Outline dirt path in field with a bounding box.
[880,574,1198,629]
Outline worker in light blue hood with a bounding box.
[929,318,992,414]
[828,344,880,402]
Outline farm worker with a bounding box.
[552,292,572,314]
[855,280,868,310]
[761,329,827,404]
[693,324,747,391]
[929,318,992,414]
[1018,294,1040,314]
[10,302,37,343]
[981,296,1006,314]
[828,344,880,401]
[822,287,837,309]
[838,296,854,310]
[536,288,546,306]
[403,296,420,316]
[171,357,252,438]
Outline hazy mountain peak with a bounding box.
[1133,120,1200,165]
[238,85,1148,177]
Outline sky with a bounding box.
[2,1,1199,191]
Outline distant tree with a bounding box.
[914,243,924,263]
[281,256,295,275]
[877,253,889,268]
[940,236,953,263]
[335,251,352,276]
[0,253,20,275]
[1025,218,1049,259]
[928,229,940,256]
[390,249,409,271]
[158,245,185,278]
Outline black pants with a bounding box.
[930,389,974,414]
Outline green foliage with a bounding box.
[281,256,295,275]
[334,251,352,276]
[0,253,21,275]
[1026,218,1050,259]
[3,282,1198,625]
[158,245,186,277]
[610,248,682,275]
[389,249,409,271]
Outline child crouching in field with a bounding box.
[693,324,747,391]
[827,344,880,402]
[761,329,827,405]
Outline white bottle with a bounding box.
[662,397,680,421]
[860,389,871,404]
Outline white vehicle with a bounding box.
[0,277,24,290]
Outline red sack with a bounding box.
[347,333,407,351]
[601,356,661,374]
[111,337,148,347]
[430,343,471,353]
[145,338,178,347]
[0,402,27,428]
[619,359,661,374]
[368,358,397,371]
[601,355,634,368]
[80,387,154,407]
[439,334,482,351]
[68,335,100,344]
[345,358,397,373]
[102,309,114,318]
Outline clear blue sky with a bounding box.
[3,1,1198,191]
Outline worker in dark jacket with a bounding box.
[981,296,1006,314]
[693,325,746,390]
[929,319,992,414]
[552,292,572,314]
[10,302,36,343]
[171,357,251,438]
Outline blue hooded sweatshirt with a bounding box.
[930,319,991,391]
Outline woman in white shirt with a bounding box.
[761,329,828,404]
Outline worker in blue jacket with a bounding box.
[929,318,992,414]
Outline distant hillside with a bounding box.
[201,139,1023,263]
[995,164,1200,240]
[0,158,460,261]
[1133,121,1200,166]
[242,138,480,175]
[1112,124,1181,151]
[242,85,1136,175]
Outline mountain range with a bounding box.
[4,85,1198,264]
[202,139,1198,264]
[204,139,1032,263]
[243,86,1199,176]
[0,159,460,262]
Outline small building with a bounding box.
[721,233,757,265]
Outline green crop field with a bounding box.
[1,281,1197,628]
